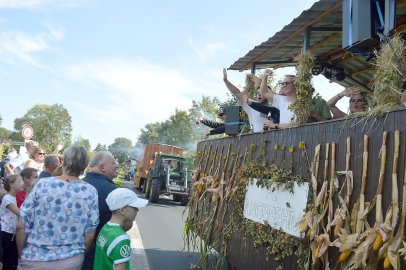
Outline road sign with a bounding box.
[21,125,34,140]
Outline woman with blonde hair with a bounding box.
[16,145,99,270]
[23,146,45,173]
[327,86,368,118]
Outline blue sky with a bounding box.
[0,0,345,149]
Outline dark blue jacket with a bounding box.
[83,172,117,234]
[38,170,52,179]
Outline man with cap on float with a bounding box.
[94,188,148,270]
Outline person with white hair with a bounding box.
[38,154,61,179]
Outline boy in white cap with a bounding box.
[94,188,148,270]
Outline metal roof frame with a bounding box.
[228,0,406,89]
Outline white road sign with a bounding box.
[21,125,34,140]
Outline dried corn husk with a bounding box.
[333,138,353,235]
[376,132,388,225]
[312,233,331,263]
[385,131,404,270]
[356,135,369,234]
[311,144,321,201]
[326,143,339,234]
[331,228,360,252]
[347,228,376,269]
[390,130,400,228]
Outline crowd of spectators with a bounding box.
[0,141,146,270]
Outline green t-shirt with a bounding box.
[310,97,332,122]
[94,222,131,270]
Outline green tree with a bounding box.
[13,104,72,153]
[188,96,222,140]
[136,109,193,149]
[94,143,107,152]
[188,95,221,119]
[108,137,133,164]
[136,96,226,151]
[6,131,23,143]
[163,109,193,147]
[0,127,12,141]
[73,136,91,152]
[137,122,163,146]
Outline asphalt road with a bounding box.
[124,181,200,270]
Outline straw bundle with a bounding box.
[290,50,314,124]
[370,34,404,114]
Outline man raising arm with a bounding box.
[223,68,270,132]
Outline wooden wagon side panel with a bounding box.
[193,109,406,270]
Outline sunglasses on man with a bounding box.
[279,81,294,86]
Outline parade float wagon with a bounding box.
[185,1,406,269]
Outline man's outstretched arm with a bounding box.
[223,68,244,105]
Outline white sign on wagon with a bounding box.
[243,178,309,237]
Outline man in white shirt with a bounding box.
[260,69,296,129]
[223,68,270,132]
[5,140,38,175]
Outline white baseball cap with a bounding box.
[106,188,148,211]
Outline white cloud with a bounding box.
[62,58,204,144]
[188,39,231,63]
[0,0,86,9]
[0,24,65,67]
[0,31,49,66]
[43,22,65,40]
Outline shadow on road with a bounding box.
[132,188,187,208]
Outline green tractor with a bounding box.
[144,153,191,206]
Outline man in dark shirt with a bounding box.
[81,151,119,270]
[38,154,60,179]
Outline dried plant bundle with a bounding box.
[290,50,314,124]
[370,34,404,115]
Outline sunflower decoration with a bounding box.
[274,144,279,150]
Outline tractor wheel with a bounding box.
[141,179,147,193]
[173,194,181,202]
[150,178,160,203]
[145,180,151,199]
[180,195,189,206]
